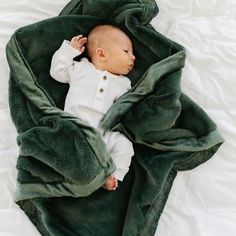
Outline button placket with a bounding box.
[93,73,109,109]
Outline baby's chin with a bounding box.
[107,66,133,75]
[114,69,132,76]
[107,70,126,76]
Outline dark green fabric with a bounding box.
[6,0,224,235]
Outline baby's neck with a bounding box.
[94,63,106,72]
[91,59,121,76]
[93,61,117,75]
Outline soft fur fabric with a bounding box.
[6,0,224,235]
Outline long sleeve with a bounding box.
[50,40,82,83]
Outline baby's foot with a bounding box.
[102,176,118,191]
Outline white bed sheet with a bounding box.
[0,0,235,235]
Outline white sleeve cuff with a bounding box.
[112,167,129,181]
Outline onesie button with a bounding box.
[103,75,107,80]
[99,88,104,93]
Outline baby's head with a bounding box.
[86,24,135,75]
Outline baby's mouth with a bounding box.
[128,64,134,69]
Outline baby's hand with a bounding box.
[70,35,87,53]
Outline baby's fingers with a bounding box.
[70,35,87,52]
[72,35,86,41]
[72,34,82,40]
[78,36,87,46]
[80,46,85,53]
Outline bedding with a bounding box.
[0,0,235,235]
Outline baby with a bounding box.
[50,25,135,191]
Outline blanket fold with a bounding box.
[6,0,224,235]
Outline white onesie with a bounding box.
[50,40,134,181]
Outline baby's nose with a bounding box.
[130,54,135,61]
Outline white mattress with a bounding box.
[0,0,235,235]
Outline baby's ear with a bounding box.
[96,48,106,61]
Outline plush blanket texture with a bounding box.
[6,0,224,235]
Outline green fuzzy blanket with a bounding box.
[6,0,224,235]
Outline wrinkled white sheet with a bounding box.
[0,0,235,235]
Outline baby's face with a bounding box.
[103,31,135,75]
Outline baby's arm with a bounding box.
[50,35,87,83]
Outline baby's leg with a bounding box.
[102,176,118,191]
[104,131,134,182]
